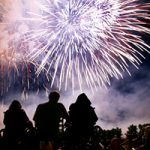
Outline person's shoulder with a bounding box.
[57,102,67,110]
[34,103,46,112]
[37,102,48,108]
[69,103,75,107]
[69,103,76,110]
[20,108,26,113]
[15,109,27,116]
[4,110,9,115]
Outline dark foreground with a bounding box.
[0,123,150,150]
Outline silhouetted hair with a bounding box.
[76,93,91,106]
[9,100,21,110]
[48,91,60,103]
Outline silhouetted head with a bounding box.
[9,100,22,110]
[76,93,91,106]
[48,91,60,103]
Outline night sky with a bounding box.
[0,0,150,133]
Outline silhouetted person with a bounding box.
[68,93,98,146]
[33,91,68,150]
[3,100,31,150]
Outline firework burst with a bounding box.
[1,0,150,94]
[23,0,150,91]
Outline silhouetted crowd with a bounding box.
[0,91,150,150]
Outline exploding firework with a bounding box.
[0,0,150,95]
[21,0,150,91]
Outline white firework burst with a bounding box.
[22,0,150,91]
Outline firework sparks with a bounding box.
[0,0,150,95]
[22,0,150,91]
